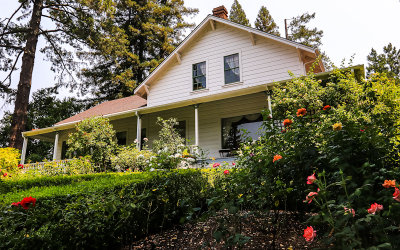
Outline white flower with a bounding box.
[134,139,138,143]
[143,137,148,142]
[174,153,181,158]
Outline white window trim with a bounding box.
[222,50,243,86]
[190,59,209,92]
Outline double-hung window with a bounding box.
[224,53,240,84]
[192,61,206,91]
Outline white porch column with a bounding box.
[53,132,59,161]
[194,104,199,146]
[20,136,28,164]
[266,89,273,118]
[136,112,141,150]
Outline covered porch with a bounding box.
[21,89,273,164]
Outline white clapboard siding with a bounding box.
[147,23,303,107]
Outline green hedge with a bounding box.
[0,170,210,249]
[0,173,112,195]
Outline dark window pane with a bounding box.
[116,131,127,146]
[61,141,69,159]
[225,69,240,84]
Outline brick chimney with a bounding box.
[212,6,228,19]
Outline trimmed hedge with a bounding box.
[0,170,210,249]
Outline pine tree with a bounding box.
[367,43,400,81]
[254,6,280,36]
[229,0,250,26]
[0,0,116,149]
[79,0,198,101]
[287,13,323,48]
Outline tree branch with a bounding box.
[1,0,29,36]
[0,44,25,50]
[0,50,23,87]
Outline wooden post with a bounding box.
[53,132,59,161]
[194,104,199,147]
[20,136,28,164]
[136,112,141,150]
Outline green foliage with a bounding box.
[254,6,280,36]
[287,12,323,48]
[67,117,117,170]
[0,147,20,173]
[235,69,400,247]
[367,43,400,82]
[0,170,209,249]
[150,117,193,169]
[0,88,85,162]
[79,0,199,101]
[229,0,250,26]
[111,145,155,171]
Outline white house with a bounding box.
[21,6,336,163]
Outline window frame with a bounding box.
[223,51,243,85]
[192,61,207,91]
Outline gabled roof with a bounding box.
[134,14,318,96]
[56,95,147,125]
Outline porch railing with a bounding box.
[23,159,73,173]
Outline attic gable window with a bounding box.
[193,61,206,91]
[224,53,240,84]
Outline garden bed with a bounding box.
[128,210,321,249]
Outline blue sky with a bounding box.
[1,0,399,115]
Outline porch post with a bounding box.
[136,112,141,150]
[20,136,28,164]
[194,104,199,147]
[266,89,273,118]
[53,132,59,161]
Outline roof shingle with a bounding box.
[55,95,147,125]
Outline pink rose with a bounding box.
[367,203,383,214]
[307,173,316,185]
[303,226,316,242]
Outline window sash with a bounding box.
[193,62,206,90]
[224,54,240,84]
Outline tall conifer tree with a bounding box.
[79,0,198,101]
[286,12,323,48]
[229,0,250,26]
[254,6,280,36]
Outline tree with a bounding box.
[254,6,280,36]
[0,88,85,162]
[287,13,323,48]
[78,0,198,101]
[67,116,117,171]
[229,0,250,26]
[0,0,116,150]
[367,43,400,81]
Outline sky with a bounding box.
[0,0,400,115]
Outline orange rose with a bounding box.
[382,180,396,188]
[273,154,282,163]
[297,108,307,117]
[283,119,293,127]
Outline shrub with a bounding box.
[0,170,210,249]
[0,147,20,174]
[235,70,400,247]
[110,145,155,171]
[67,116,117,171]
[150,117,196,169]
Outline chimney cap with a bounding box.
[212,5,228,20]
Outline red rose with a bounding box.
[20,197,37,210]
[393,188,400,202]
[307,173,316,185]
[323,105,331,111]
[296,108,307,117]
[11,202,21,207]
[3,173,7,177]
[283,119,293,127]
[367,203,383,214]
[213,163,220,168]
[303,226,316,242]
[18,164,24,169]
[304,190,319,204]
[273,154,282,163]
[224,170,229,175]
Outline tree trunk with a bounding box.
[9,0,44,150]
